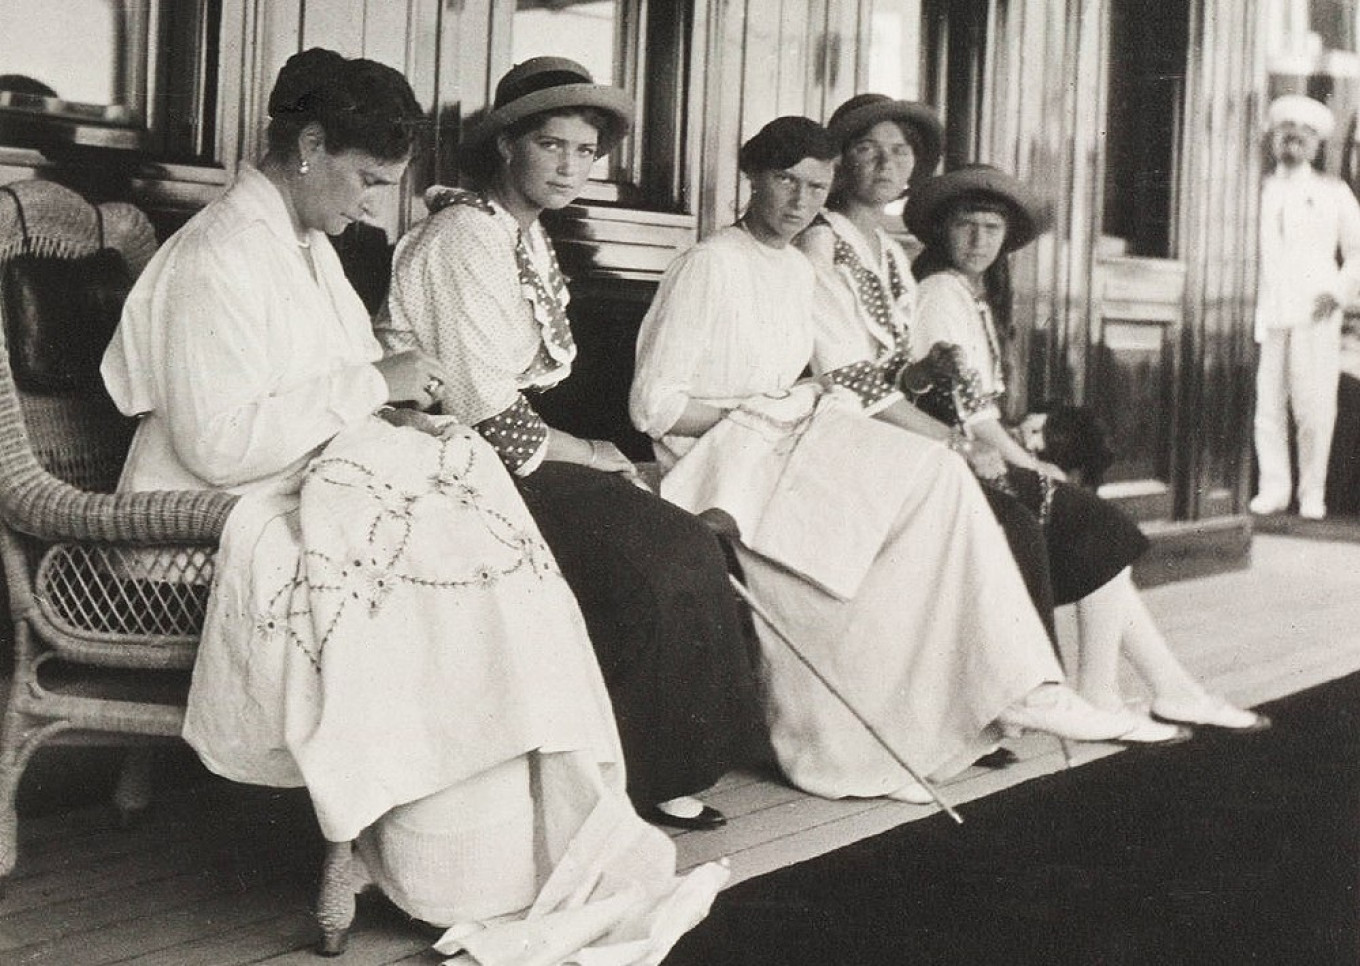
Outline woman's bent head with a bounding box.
[265,48,424,235]
[739,116,837,246]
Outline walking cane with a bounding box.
[724,574,965,825]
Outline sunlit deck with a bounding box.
[5,532,1360,966]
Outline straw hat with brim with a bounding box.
[459,57,634,179]
[904,164,1049,253]
[826,94,943,178]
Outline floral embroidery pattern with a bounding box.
[250,427,560,671]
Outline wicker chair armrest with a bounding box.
[1,467,237,544]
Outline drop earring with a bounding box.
[298,158,311,175]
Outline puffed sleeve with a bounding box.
[381,204,551,473]
[151,236,386,487]
[384,204,534,425]
[630,244,730,438]
[912,273,978,359]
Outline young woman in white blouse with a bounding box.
[797,94,1064,674]
[630,116,1164,806]
[380,57,752,831]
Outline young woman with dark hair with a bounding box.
[797,94,1062,658]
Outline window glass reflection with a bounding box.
[867,2,922,101]
[0,0,132,108]
[513,0,619,87]
[513,1,623,180]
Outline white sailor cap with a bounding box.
[1267,94,1335,138]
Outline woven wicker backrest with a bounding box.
[0,181,157,494]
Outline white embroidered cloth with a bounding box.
[187,418,727,962]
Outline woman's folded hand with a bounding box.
[376,350,452,408]
[587,439,649,489]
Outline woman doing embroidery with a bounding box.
[101,48,724,962]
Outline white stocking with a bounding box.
[1075,568,1203,710]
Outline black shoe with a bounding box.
[644,803,728,831]
[973,747,1020,770]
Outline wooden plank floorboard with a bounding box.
[6,881,305,966]
[1,534,1357,965]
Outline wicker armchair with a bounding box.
[0,180,358,955]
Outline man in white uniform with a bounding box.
[1252,94,1360,520]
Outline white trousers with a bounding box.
[1254,318,1342,508]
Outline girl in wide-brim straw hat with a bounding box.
[458,55,634,185]
[379,57,756,834]
[907,162,1270,737]
[904,162,1049,252]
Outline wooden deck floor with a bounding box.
[4,533,1360,966]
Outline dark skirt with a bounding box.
[979,484,1058,648]
[515,461,755,806]
[984,468,1149,605]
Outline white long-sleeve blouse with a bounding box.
[379,189,574,475]
[101,164,387,496]
[630,226,817,464]
[912,270,1007,427]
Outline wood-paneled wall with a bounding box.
[961,0,1265,524]
[695,0,879,235]
[0,0,1267,532]
[1176,0,1267,519]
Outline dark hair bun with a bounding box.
[268,48,349,118]
[265,47,424,162]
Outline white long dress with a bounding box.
[630,226,1062,798]
[102,166,724,964]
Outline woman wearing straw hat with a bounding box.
[907,163,1269,734]
[380,57,752,832]
[796,94,1061,673]
[102,48,724,958]
[631,116,1162,807]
